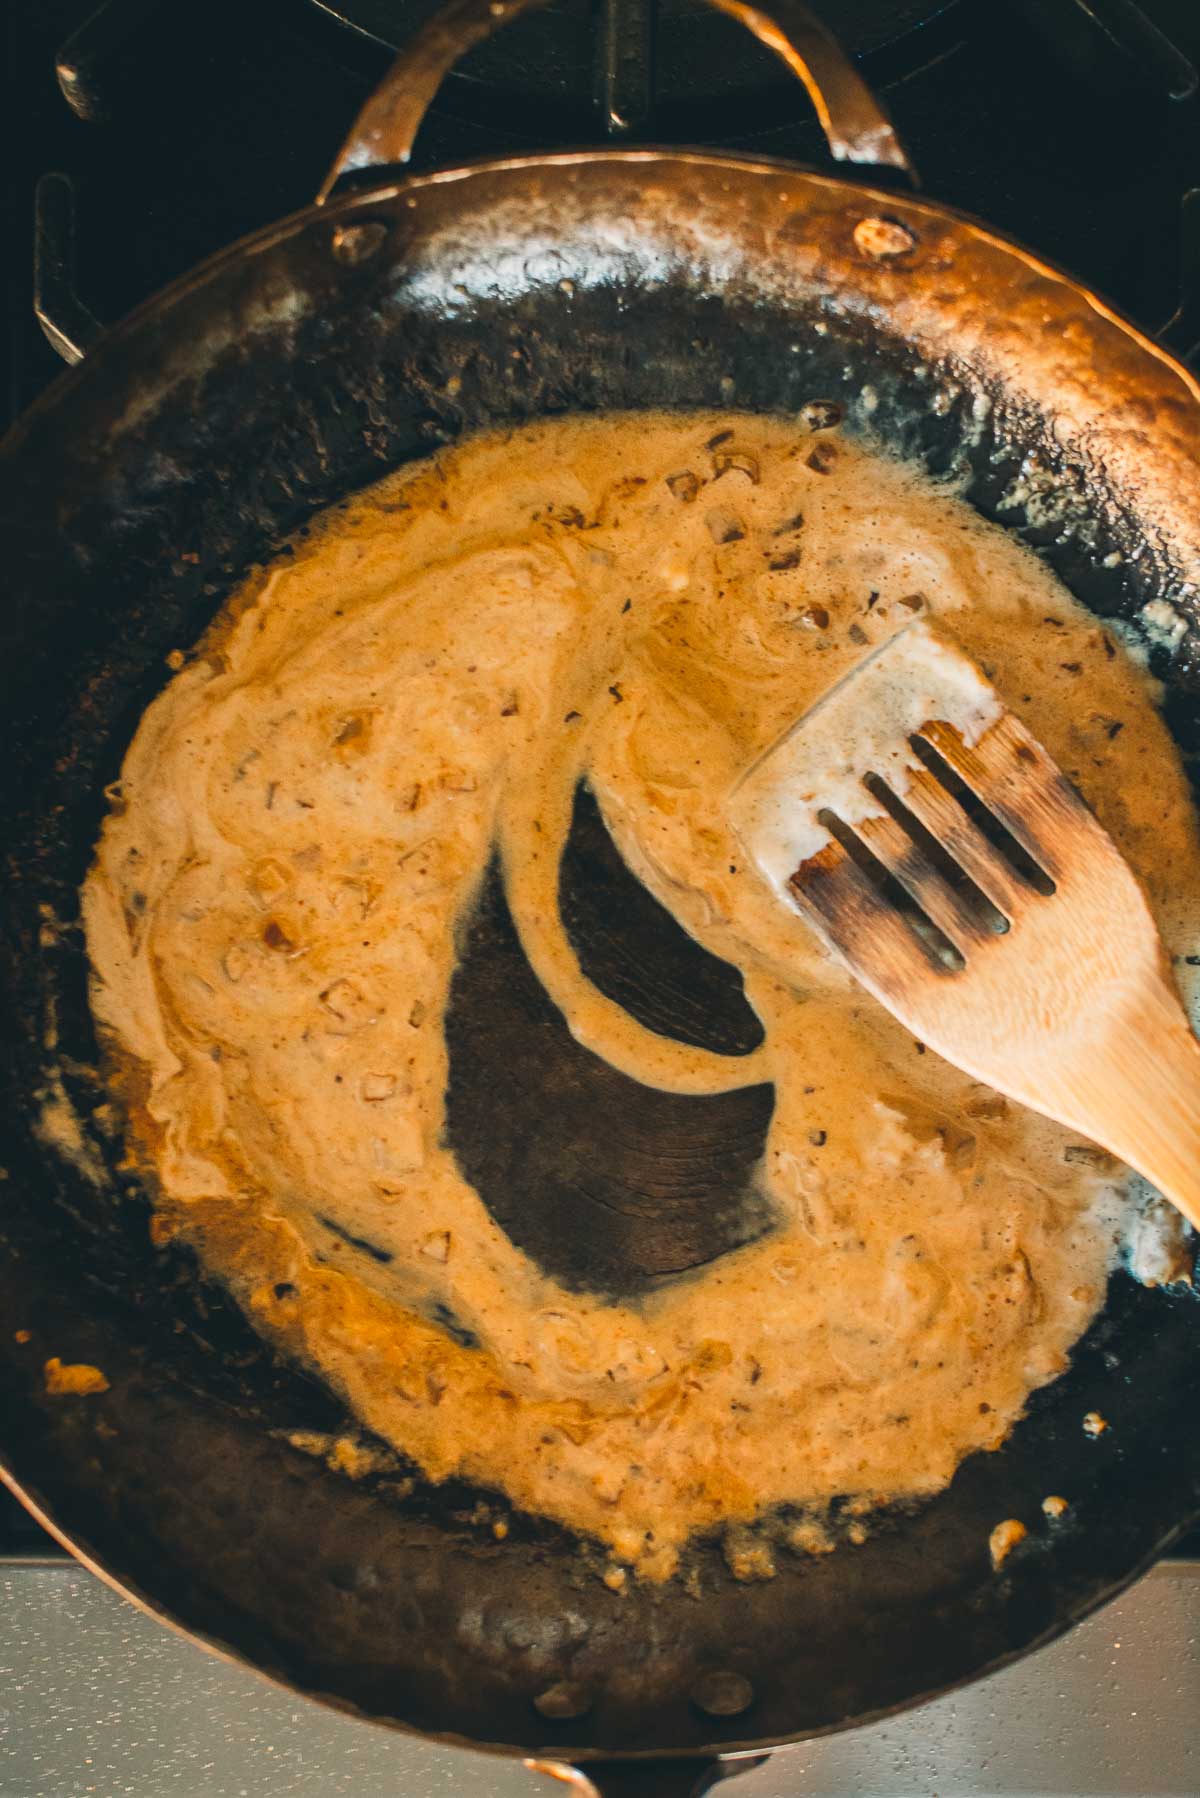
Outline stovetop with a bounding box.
[1,1555,1198,1794]
[3,0,1200,1785]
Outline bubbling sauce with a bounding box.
[83,412,1198,1580]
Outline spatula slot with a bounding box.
[861,772,1009,936]
[816,807,966,971]
[908,733,1057,898]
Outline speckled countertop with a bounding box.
[0,1558,1197,1796]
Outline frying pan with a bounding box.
[3,0,1200,1791]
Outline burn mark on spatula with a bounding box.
[908,729,1057,897]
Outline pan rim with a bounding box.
[4,1445,1194,1754]
[3,146,1198,472]
[2,1450,1198,1762]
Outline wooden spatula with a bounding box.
[729,621,1200,1233]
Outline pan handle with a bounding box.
[315,0,912,203]
[1158,187,1200,368]
[34,172,104,364]
[527,1753,768,1796]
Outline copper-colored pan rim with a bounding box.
[3,1451,1197,1761]
[4,150,1199,465]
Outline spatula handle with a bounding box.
[1066,975,1200,1237]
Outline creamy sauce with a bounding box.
[82,412,1199,1580]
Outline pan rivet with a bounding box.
[533,1681,593,1720]
[690,1670,754,1717]
[331,221,389,267]
[853,216,917,261]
